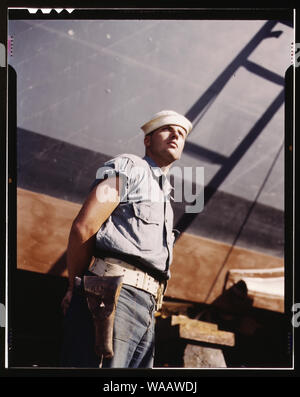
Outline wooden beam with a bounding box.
[171,315,218,331]
[247,291,284,313]
[225,267,284,313]
[171,315,235,347]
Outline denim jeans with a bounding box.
[61,283,156,368]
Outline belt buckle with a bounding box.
[155,282,165,311]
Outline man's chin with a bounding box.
[170,149,182,160]
[166,147,180,157]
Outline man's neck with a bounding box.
[145,153,173,174]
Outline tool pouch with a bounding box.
[83,275,123,359]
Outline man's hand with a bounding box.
[61,289,73,316]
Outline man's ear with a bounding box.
[144,134,151,148]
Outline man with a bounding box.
[60,110,193,368]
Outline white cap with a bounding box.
[141,110,193,136]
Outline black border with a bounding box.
[6,8,293,20]
[0,2,299,383]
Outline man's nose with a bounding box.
[171,128,180,139]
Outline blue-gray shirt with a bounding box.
[93,154,176,281]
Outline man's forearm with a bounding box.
[65,176,121,291]
[66,223,96,291]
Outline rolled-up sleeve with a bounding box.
[90,156,135,202]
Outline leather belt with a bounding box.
[90,257,163,301]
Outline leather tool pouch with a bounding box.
[83,275,124,359]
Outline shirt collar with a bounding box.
[143,155,174,195]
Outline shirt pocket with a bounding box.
[132,202,160,225]
[132,202,162,251]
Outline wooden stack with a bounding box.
[224,267,284,313]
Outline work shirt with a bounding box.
[92,154,176,281]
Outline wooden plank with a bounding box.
[171,315,235,347]
[228,267,284,278]
[248,291,284,313]
[171,315,218,331]
[179,324,235,347]
[225,267,284,313]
